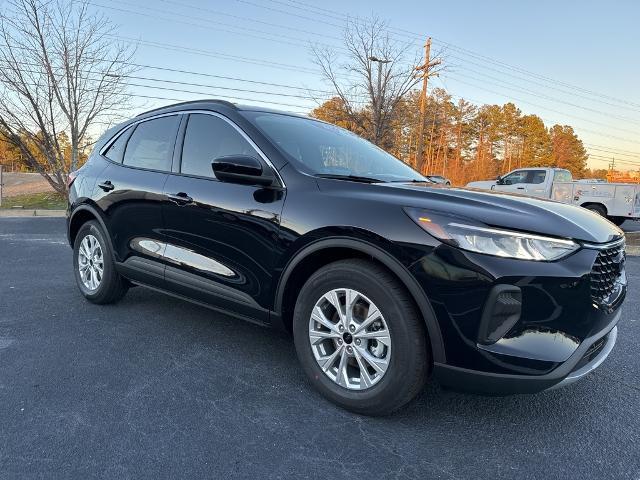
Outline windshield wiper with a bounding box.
[315,174,386,183]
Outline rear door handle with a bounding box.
[98,180,114,192]
[516,187,525,190]
[167,192,193,205]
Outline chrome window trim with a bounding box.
[99,112,181,158]
[99,109,285,188]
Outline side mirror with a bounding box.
[212,155,274,187]
[495,176,504,185]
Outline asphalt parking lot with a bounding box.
[1,217,639,480]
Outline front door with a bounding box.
[494,169,528,194]
[494,169,548,196]
[161,112,285,322]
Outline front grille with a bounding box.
[590,239,625,304]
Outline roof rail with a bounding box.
[135,99,237,117]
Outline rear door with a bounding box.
[161,112,285,321]
[95,114,181,287]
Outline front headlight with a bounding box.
[405,208,579,261]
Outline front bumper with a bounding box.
[432,299,620,395]
[403,237,626,394]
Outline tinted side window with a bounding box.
[123,116,180,171]
[181,114,257,178]
[103,127,132,163]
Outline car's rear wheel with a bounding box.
[73,220,128,304]
[584,204,607,217]
[293,259,429,416]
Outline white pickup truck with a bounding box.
[467,167,640,226]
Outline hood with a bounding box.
[376,182,622,244]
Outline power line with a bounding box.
[260,0,640,110]
[441,75,640,143]
[108,35,321,75]
[93,0,640,131]
[443,72,640,129]
[155,0,345,43]
[449,59,640,116]
[88,1,344,52]
[585,143,640,157]
[435,83,640,148]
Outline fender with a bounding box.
[273,237,446,363]
[68,203,115,257]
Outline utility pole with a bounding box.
[414,38,441,173]
[369,56,391,145]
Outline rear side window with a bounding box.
[554,170,573,182]
[180,114,258,178]
[103,127,132,163]
[123,116,180,171]
[528,170,546,184]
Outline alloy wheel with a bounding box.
[308,288,391,390]
[78,234,104,291]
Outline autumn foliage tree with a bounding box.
[311,90,590,185]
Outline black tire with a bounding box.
[584,204,607,217]
[293,259,429,416]
[611,216,626,227]
[73,220,128,304]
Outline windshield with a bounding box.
[242,111,426,183]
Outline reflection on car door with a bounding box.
[96,115,181,288]
[161,112,285,322]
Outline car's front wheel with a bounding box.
[73,220,128,304]
[293,259,429,416]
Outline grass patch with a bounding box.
[1,191,67,210]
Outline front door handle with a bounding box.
[516,187,525,190]
[167,192,193,205]
[98,180,114,192]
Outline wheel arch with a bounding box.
[272,237,446,363]
[68,203,114,255]
[580,202,608,215]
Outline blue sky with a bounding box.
[87,0,640,170]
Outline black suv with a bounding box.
[67,100,626,415]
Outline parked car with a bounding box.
[467,167,640,225]
[67,100,626,415]
[426,174,451,185]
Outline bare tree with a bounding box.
[0,0,134,195]
[312,17,423,149]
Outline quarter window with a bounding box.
[180,114,259,178]
[103,127,132,163]
[123,116,180,171]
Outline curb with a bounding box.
[0,209,66,217]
